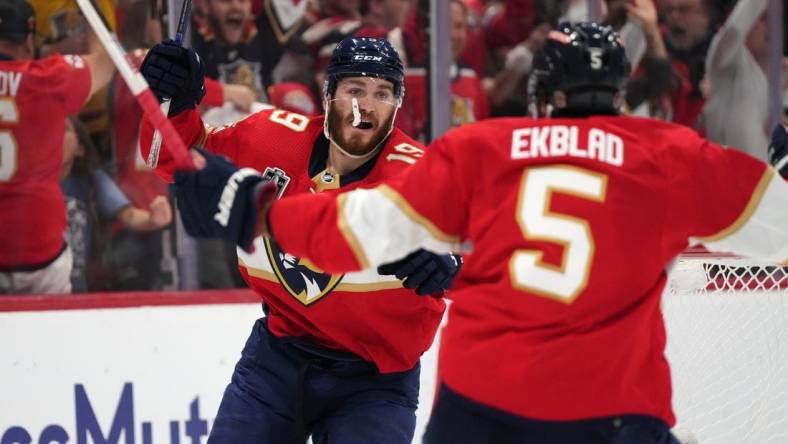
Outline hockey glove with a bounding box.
[378,250,462,296]
[140,39,206,117]
[173,149,278,252]
[768,124,788,178]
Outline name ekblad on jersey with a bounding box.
[511,125,624,167]
[264,237,343,306]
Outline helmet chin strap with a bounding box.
[323,96,401,160]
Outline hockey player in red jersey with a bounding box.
[138,37,461,443]
[170,22,788,444]
[0,0,113,294]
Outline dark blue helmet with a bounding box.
[529,22,631,117]
[325,37,405,100]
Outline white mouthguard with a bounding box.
[352,98,361,127]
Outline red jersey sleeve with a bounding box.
[139,108,208,182]
[271,134,468,272]
[141,107,315,182]
[32,54,92,115]
[665,127,788,262]
[203,77,224,107]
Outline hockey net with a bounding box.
[664,249,788,444]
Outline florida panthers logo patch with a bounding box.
[264,237,343,305]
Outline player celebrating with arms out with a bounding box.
[138,36,461,444]
[172,22,788,444]
[0,0,114,294]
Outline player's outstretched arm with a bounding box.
[171,137,468,276]
[266,139,468,274]
[684,134,788,263]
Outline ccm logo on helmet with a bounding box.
[353,55,383,61]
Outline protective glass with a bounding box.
[330,77,401,108]
[326,77,400,129]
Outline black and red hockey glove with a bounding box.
[378,250,462,296]
[768,124,788,178]
[140,39,206,117]
[173,149,278,252]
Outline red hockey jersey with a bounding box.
[269,116,788,424]
[140,108,445,373]
[0,54,91,269]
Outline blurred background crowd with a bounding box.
[1,0,786,295]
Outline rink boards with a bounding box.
[0,291,441,444]
[3,289,788,444]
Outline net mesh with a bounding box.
[664,251,788,444]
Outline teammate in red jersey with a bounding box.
[171,22,788,444]
[138,37,461,443]
[0,0,113,294]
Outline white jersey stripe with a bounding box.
[339,185,461,266]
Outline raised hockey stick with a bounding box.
[173,0,193,44]
[75,0,195,171]
[147,0,194,168]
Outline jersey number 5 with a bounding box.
[510,166,607,303]
[0,98,18,181]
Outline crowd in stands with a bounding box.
[1,0,786,294]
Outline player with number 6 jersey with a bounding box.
[0,0,113,294]
[255,23,788,443]
[140,36,458,444]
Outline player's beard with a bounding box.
[326,105,395,157]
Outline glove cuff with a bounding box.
[228,174,266,252]
[251,180,280,241]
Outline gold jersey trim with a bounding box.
[697,168,775,243]
[377,184,460,244]
[239,263,402,292]
[337,193,371,269]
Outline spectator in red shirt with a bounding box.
[0,0,114,294]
